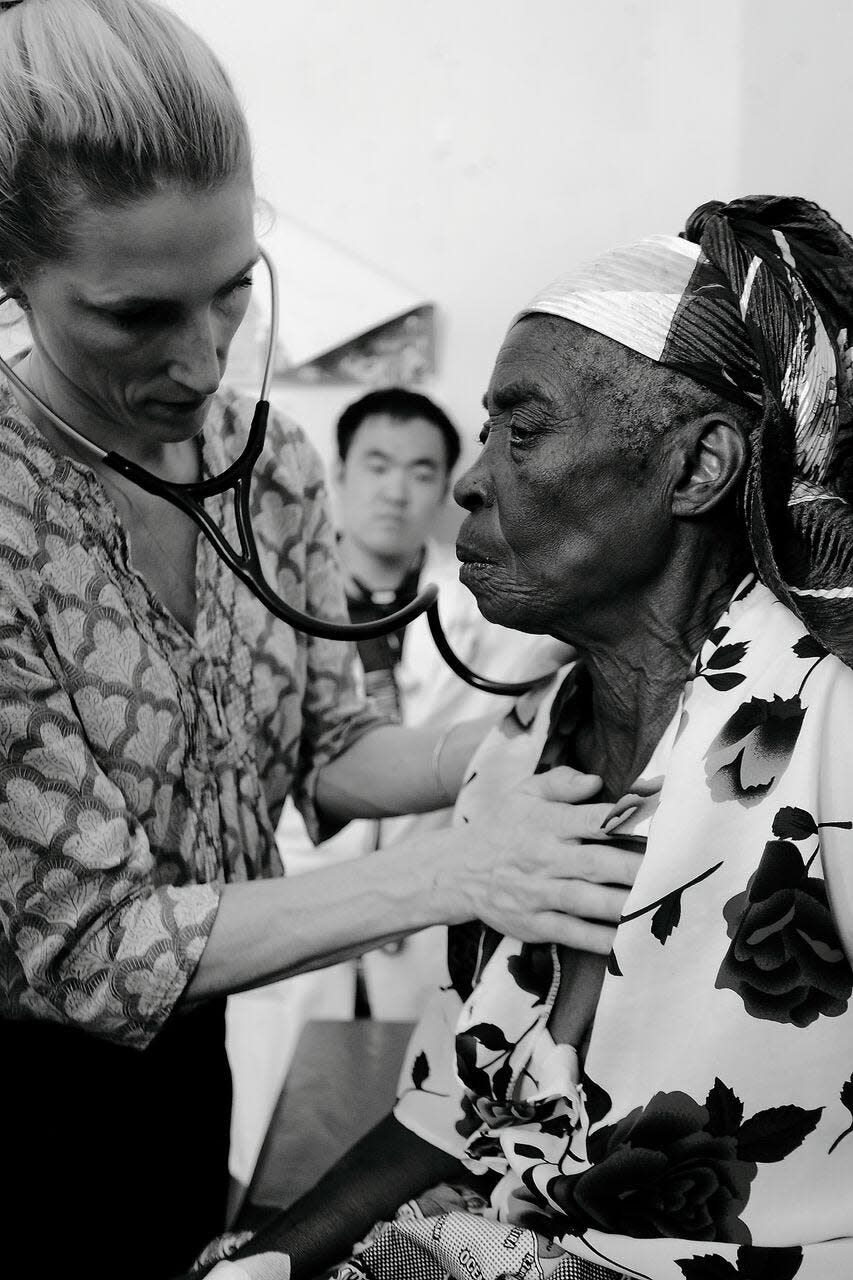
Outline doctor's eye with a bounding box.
[106,303,169,330]
[217,277,254,310]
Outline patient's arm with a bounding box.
[235,1113,464,1279]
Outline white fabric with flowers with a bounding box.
[391,577,853,1280]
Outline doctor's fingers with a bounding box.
[516,879,630,951]
[520,764,603,805]
[475,862,628,947]
[520,907,619,954]
[557,840,643,887]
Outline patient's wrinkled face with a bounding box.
[453,314,672,640]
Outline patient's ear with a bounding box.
[668,413,748,518]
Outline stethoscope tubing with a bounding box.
[0,248,537,691]
[105,397,440,641]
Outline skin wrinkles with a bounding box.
[455,314,749,800]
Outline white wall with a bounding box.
[163,0,853,528]
[739,0,853,229]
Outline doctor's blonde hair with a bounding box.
[0,0,251,293]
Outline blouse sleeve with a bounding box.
[267,417,392,841]
[0,568,220,1049]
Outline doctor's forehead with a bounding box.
[57,181,257,295]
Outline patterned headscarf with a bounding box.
[515,196,853,669]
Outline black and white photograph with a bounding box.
[1,3,852,1277]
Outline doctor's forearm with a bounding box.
[183,828,461,1003]
[315,717,495,821]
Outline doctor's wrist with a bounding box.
[429,714,496,806]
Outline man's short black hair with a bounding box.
[336,387,462,474]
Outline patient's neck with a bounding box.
[566,545,745,800]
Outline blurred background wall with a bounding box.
[163,0,853,529]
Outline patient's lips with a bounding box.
[456,541,495,565]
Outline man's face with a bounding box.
[336,413,450,562]
[453,316,673,640]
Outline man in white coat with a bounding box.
[226,388,561,1189]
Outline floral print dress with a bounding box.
[385,577,853,1280]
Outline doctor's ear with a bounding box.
[0,269,28,312]
[333,456,346,489]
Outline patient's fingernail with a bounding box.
[601,804,637,832]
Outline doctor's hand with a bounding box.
[440,765,644,954]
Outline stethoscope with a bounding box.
[0,247,537,695]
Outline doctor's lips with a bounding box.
[150,395,209,413]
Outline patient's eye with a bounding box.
[508,419,536,449]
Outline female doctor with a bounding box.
[0,3,639,1276]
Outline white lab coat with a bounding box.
[226,541,563,1185]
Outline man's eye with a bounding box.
[479,420,492,445]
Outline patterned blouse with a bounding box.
[387,577,853,1280]
[0,381,383,1048]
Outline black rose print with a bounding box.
[716,837,853,1027]
[676,1243,803,1278]
[620,862,722,946]
[580,1074,613,1127]
[828,1072,853,1155]
[455,1091,486,1141]
[397,1050,448,1103]
[507,942,555,1004]
[545,1080,820,1243]
[792,634,825,660]
[705,695,805,805]
[456,1032,496,1100]
[695,629,750,692]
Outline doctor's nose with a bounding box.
[166,311,225,397]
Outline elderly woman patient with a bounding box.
[194,197,853,1280]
